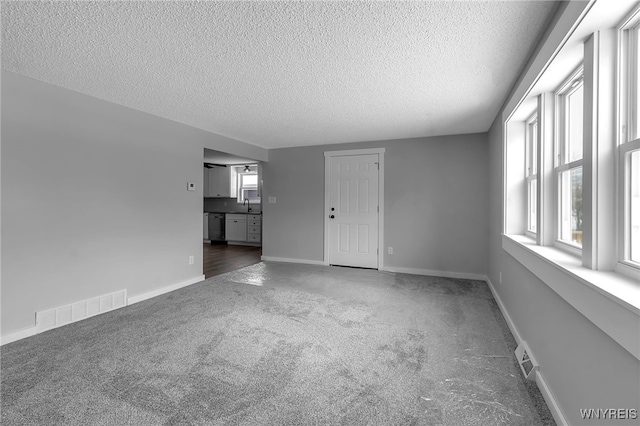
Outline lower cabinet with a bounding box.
[225,214,247,242]
[247,214,261,243]
[225,213,261,245]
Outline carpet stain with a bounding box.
[0,357,55,406]
[378,338,428,371]
[441,299,465,328]
[101,371,177,417]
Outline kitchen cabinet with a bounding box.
[203,167,210,197]
[247,214,261,243]
[206,166,231,198]
[225,214,247,242]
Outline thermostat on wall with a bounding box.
[187,182,195,191]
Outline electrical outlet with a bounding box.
[388,247,393,255]
[189,255,194,265]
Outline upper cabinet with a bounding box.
[203,167,210,197]
[205,166,231,198]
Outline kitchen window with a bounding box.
[237,171,260,203]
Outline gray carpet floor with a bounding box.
[1,262,555,425]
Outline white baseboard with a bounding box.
[485,277,524,344]
[1,326,39,346]
[128,275,205,305]
[261,256,326,266]
[535,370,568,426]
[1,275,205,346]
[381,266,487,281]
[485,277,567,426]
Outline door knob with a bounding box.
[330,215,335,219]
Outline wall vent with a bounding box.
[515,341,539,381]
[36,289,127,332]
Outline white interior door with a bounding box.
[328,154,379,268]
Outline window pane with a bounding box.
[532,122,538,174]
[528,178,537,233]
[567,85,583,162]
[560,166,583,246]
[243,174,257,186]
[242,189,260,201]
[634,27,640,141]
[630,150,640,263]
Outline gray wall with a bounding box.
[1,71,267,335]
[262,134,489,276]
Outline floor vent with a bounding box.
[515,341,539,381]
[36,289,127,332]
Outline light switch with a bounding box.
[268,197,276,203]
[187,182,195,191]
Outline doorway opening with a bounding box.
[203,243,261,279]
[203,148,264,278]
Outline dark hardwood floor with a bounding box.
[203,243,262,279]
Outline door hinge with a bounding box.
[377,206,379,212]
[377,248,379,255]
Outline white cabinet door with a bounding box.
[203,167,210,197]
[225,216,247,241]
[208,167,231,198]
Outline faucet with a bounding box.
[243,198,251,213]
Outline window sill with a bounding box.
[502,234,640,360]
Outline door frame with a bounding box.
[323,148,385,269]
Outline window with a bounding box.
[557,72,584,249]
[501,0,640,365]
[633,25,640,140]
[237,169,260,203]
[525,114,538,235]
[619,10,640,269]
[504,2,640,275]
[556,70,584,249]
[627,149,640,263]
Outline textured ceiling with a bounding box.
[2,1,558,149]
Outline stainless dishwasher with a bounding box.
[208,213,226,242]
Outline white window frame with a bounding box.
[501,0,640,366]
[236,166,260,204]
[617,6,640,275]
[619,142,640,269]
[525,113,539,238]
[554,66,584,255]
